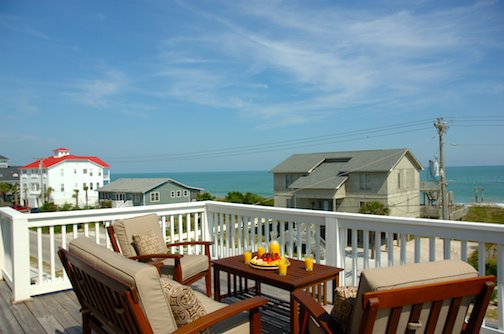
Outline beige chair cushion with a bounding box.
[330,286,358,332]
[348,260,478,334]
[113,214,163,257]
[133,229,168,258]
[161,278,250,334]
[160,254,209,281]
[160,279,210,333]
[68,237,177,334]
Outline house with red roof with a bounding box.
[20,148,110,208]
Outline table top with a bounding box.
[212,255,342,291]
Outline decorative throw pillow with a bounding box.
[330,286,358,333]
[132,229,167,258]
[160,278,211,333]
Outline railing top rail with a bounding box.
[1,202,206,227]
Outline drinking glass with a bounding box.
[244,250,252,264]
[304,254,314,271]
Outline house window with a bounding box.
[61,184,64,192]
[150,192,160,202]
[90,170,93,176]
[74,169,77,174]
[285,174,294,188]
[183,190,189,197]
[176,190,182,198]
[83,183,87,190]
[83,169,87,174]
[96,182,99,189]
[170,190,176,198]
[90,183,93,190]
[359,174,371,190]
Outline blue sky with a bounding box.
[1,0,503,173]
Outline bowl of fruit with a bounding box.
[249,253,290,270]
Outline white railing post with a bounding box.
[325,217,340,288]
[11,212,31,302]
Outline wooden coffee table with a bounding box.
[212,255,342,333]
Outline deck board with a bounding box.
[0,271,295,334]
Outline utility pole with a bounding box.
[434,117,449,220]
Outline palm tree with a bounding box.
[0,182,12,202]
[22,184,29,206]
[44,186,54,203]
[359,201,390,258]
[83,185,89,207]
[72,189,80,208]
[359,201,390,215]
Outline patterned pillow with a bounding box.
[160,279,211,333]
[132,229,167,257]
[330,286,358,333]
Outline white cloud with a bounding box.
[71,69,127,108]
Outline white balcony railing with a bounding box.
[1,201,503,332]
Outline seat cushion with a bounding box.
[68,237,177,334]
[161,278,250,334]
[133,229,168,258]
[330,286,357,332]
[160,279,210,333]
[348,260,478,334]
[113,214,164,257]
[160,254,209,281]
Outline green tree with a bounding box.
[44,186,54,203]
[0,182,12,202]
[196,192,216,201]
[83,185,89,207]
[72,189,80,208]
[225,191,245,203]
[359,201,390,215]
[359,201,390,259]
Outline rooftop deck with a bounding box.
[0,279,82,334]
[0,269,293,334]
[1,201,503,333]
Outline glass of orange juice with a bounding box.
[278,257,288,276]
[244,250,252,264]
[304,254,314,271]
[257,244,265,257]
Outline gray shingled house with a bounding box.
[271,148,423,217]
[98,178,203,207]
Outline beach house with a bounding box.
[20,148,110,208]
[98,178,203,207]
[272,148,423,217]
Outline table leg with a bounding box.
[213,267,221,301]
[291,292,299,334]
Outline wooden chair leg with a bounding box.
[205,270,212,297]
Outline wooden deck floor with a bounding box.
[0,273,292,334]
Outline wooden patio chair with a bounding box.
[59,237,268,334]
[107,213,213,296]
[292,260,495,334]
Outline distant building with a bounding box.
[98,178,203,207]
[20,148,110,208]
[0,155,20,185]
[272,148,423,217]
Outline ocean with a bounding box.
[112,166,504,204]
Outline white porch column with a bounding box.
[11,211,32,302]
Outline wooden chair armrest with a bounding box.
[166,241,214,247]
[129,253,184,261]
[292,290,330,320]
[166,241,213,259]
[171,296,268,334]
[291,290,334,333]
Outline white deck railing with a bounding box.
[1,201,503,332]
